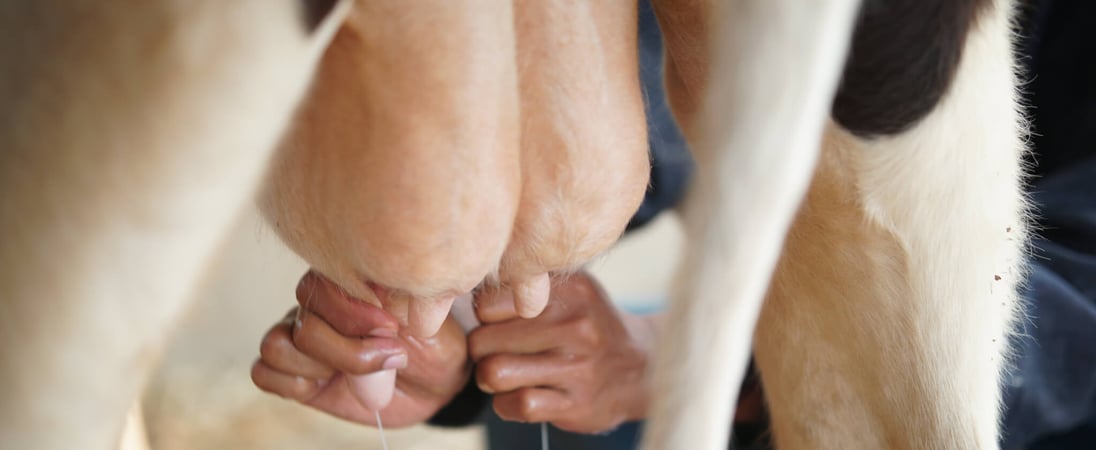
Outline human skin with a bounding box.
[253,270,768,431]
[470,271,657,433]
[253,270,656,432]
[251,272,470,427]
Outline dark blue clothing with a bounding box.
[1000,0,1096,447]
[624,0,693,232]
[1002,156,1096,450]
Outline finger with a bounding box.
[346,369,397,411]
[259,319,336,380]
[293,307,406,375]
[296,271,400,337]
[474,274,551,324]
[474,353,578,394]
[473,286,519,324]
[407,293,457,338]
[250,360,325,402]
[492,387,573,424]
[512,273,550,318]
[467,316,563,361]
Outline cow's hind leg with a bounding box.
[639,1,863,449]
[0,1,346,448]
[754,1,1029,448]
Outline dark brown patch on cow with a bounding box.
[831,0,993,137]
[300,0,339,34]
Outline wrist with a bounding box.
[621,311,662,360]
[620,311,662,422]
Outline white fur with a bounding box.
[0,1,348,449]
[645,0,1028,449]
[835,3,1028,444]
[640,1,863,448]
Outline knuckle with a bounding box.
[345,346,380,375]
[259,328,288,360]
[573,360,596,383]
[569,318,601,348]
[287,376,318,400]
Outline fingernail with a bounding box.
[369,328,397,338]
[382,354,408,370]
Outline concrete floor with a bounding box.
[144,208,682,449]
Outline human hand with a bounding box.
[251,271,470,428]
[468,271,656,433]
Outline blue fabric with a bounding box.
[625,0,693,233]
[1000,0,1096,445]
[1002,156,1096,450]
[485,415,644,450]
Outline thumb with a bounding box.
[295,270,399,337]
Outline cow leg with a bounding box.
[755,1,1028,448]
[0,1,346,448]
[639,1,862,449]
